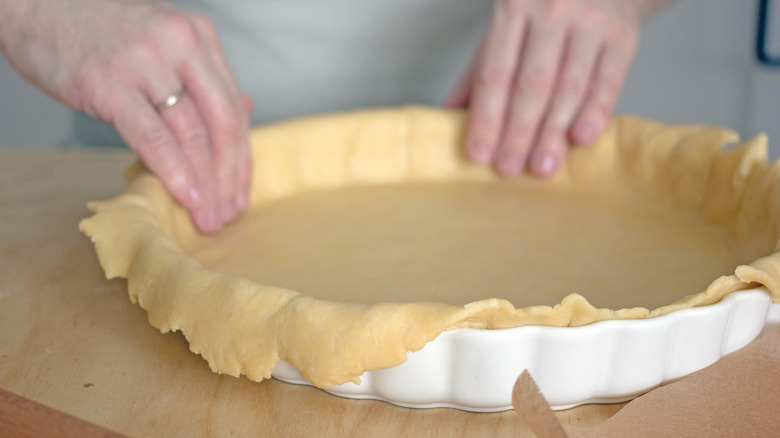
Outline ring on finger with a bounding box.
[156,89,185,112]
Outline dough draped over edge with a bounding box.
[80,106,780,388]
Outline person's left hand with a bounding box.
[446,0,645,178]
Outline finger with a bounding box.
[189,12,243,99]
[190,12,254,133]
[495,19,567,177]
[113,90,202,211]
[464,2,526,165]
[179,59,249,223]
[183,12,252,219]
[131,33,231,233]
[570,40,635,146]
[158,93,226,233]
[236,139,252,210]
[528,29,601,177]
[236,93,254,210]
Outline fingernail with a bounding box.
[468,141,492,164]
[535,153,558,178]
[187,186,202,206]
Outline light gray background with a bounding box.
[1,0,779,157]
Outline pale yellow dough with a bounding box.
[81,107,780,388]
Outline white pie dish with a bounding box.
[272,287,776,412]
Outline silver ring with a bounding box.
[156,90,185,112]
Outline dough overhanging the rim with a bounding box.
[80,106,780,388]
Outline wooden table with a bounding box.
[0,148,624,437]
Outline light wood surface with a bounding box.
[0,148,624,437]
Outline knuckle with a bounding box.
[594,75,620,98]
[136,141,192,194]
[476,63,514,92]
[556,76,586,99]
[188,12,219,40]
[579,4,606,30]
[127,110,173,152]
[215,106,246,134]
[140,124,174,153]
[516,68,554,96]
[540,0,567,20]
[608,21,638,47]
[469,114,502,139]
[156,12,203,52]
[180,125,211,149]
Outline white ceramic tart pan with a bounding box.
[274,288,778,411]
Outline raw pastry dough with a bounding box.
[81,107,780,388]
[187,182,739,311]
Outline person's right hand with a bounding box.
[0,0,252,233]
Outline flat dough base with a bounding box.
[187,180,740,311]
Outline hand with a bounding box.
[446,0,669,178]
[0,0,251,233]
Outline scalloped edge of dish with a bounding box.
[272,287,776,412]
